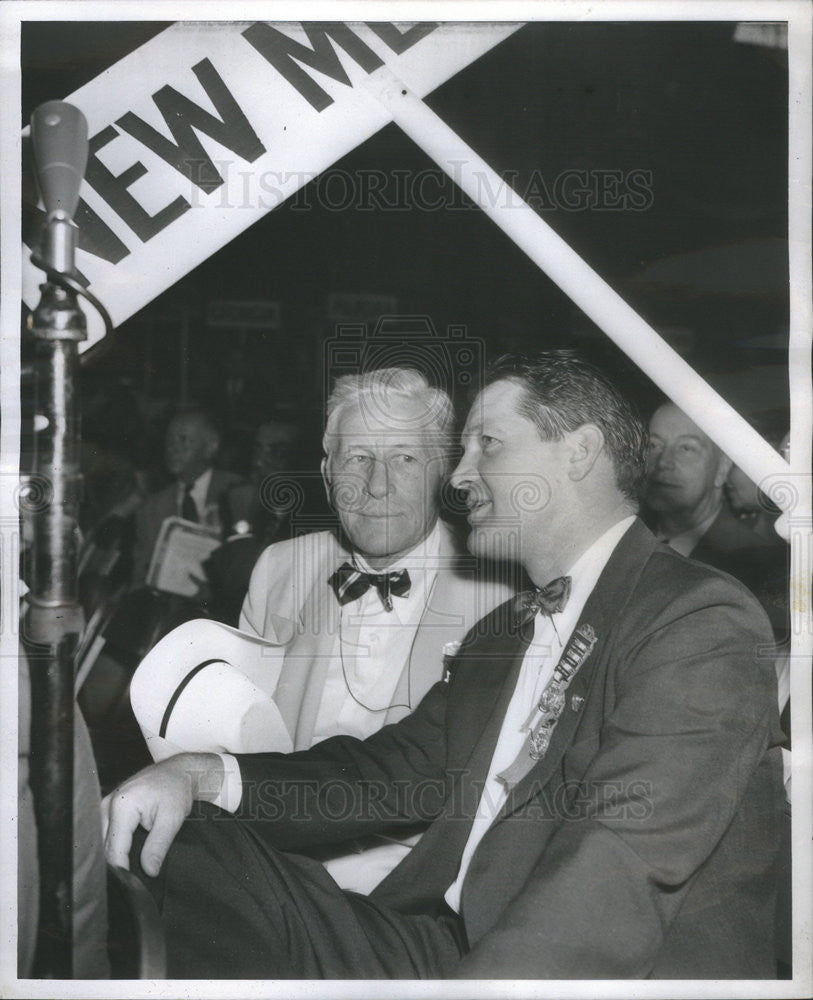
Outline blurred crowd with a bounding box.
[22,348,327,791]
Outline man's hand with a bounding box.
[101,752,224,877]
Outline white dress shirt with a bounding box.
[177,467,213,522]
[215,522,443,813]
[311,523,442,742]
[444,515,636,912]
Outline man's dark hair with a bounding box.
[485,351,648,504]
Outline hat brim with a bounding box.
[131,619,293,760]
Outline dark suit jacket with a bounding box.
[690,505,788,637]
[235,519,784,979]
[131,467,242,586]
[202,508,293,626]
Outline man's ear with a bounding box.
[565,424,605,481]
[321,457,333,508]
[714,453,733,488]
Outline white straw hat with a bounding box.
[130,618,292,761]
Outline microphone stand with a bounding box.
[25,100,89,979]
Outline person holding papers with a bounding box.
[131,408,241,588]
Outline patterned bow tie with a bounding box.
[328,562,411,612]
[512,576,572,628]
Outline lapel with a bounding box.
[272,532,347,749]
[202,467,230,509]
[203,468,219,506]
[689,506,723,562]
[159,485,177,524]
[498,519,657,819]
[451,615,531,772]
[385,522,472,724]
[432,605,531,846]
[691,504,758,562]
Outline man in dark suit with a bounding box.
[103,352,783,979]
[131,409,242,586]
[644,401,786,632]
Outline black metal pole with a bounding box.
[27,632,77,978]
[27,280,87,979]
[25,101,89,980]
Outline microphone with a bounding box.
[30,100,88,275]
[25,99,90,978]
[29,100,112,344]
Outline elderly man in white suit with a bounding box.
[239,369,510,749]
[133,367,511,891]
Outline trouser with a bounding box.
[134,804,466,979]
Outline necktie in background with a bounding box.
[181,485,198,523]
[329,562,411,612]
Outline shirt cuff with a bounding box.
[211,753,243,812]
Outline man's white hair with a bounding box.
[323,368,455,462]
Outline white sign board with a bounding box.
[21,20,522,351]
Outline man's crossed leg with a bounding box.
[132,803,465,979]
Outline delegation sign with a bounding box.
[21,20,521,351]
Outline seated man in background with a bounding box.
[78,408,242,789]
[204,418,302,626]
[131,408,242,588]
[105,352,783,979]
[132,367,512,892]
[644,400,787,634]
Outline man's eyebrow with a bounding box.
[475,420,507,436]
[341,438,423,446]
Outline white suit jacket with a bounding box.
[239,522,513,752]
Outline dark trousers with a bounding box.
[135,804,466,979]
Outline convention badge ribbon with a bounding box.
[497,623,598,790]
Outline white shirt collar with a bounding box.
[179,466,213,503]
[529,515,637,642]
[562,514,637,609]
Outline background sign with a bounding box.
[207,299,282,330]
[327,291,397,322]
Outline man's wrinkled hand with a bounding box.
[101,752,222,877]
